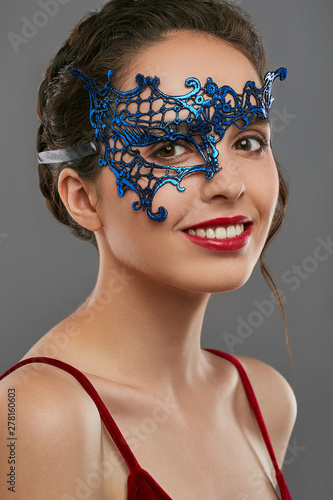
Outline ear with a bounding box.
[58,168,103,232]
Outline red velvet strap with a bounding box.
[0,356,139,472]
[205,349,292,500]
[0,353,292,499]
[127,467,172,499]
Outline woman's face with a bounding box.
[94,31,279,293]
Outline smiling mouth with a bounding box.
[184,223,246,240]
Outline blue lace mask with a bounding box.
[38,67,287,221]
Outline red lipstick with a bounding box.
[184,216,251,230]
[182,216,253,252]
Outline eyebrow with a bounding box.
[139,115,271,140]
[145,121,191,136]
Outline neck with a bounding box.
[76,252,211,393]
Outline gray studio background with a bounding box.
[1,1,332,498]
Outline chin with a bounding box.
[204,277,252,294]
[171,266,255,295]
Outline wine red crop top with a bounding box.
[0,350,293,499]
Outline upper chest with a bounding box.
[89,376,279,500]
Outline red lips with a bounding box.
[184,215,251,231]
[182,216,253,252]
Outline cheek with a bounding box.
[266,164,280,219]
[96,168,166,257]
[249,160,279,223]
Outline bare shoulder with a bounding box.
[233,355,297,465]
[0,361,103,499]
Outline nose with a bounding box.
[200,155,245,204]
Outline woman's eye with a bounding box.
[233,136,267,152]
[155,143,187,159]
[142,139,204,168]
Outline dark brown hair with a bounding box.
[37,0,289,347]
[37,0,268,245]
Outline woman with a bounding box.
[0,0,296,498]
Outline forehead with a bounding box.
[124,30,261,95]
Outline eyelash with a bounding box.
[233,133,270,153]
[147,132,270,165]
[149,141,194,164]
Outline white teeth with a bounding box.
[206,228,216,239]
[226,225,237,238]
[216,227,227,239]
[188,224,245,240]
[235,224,242,236]
[196,229,206,238]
